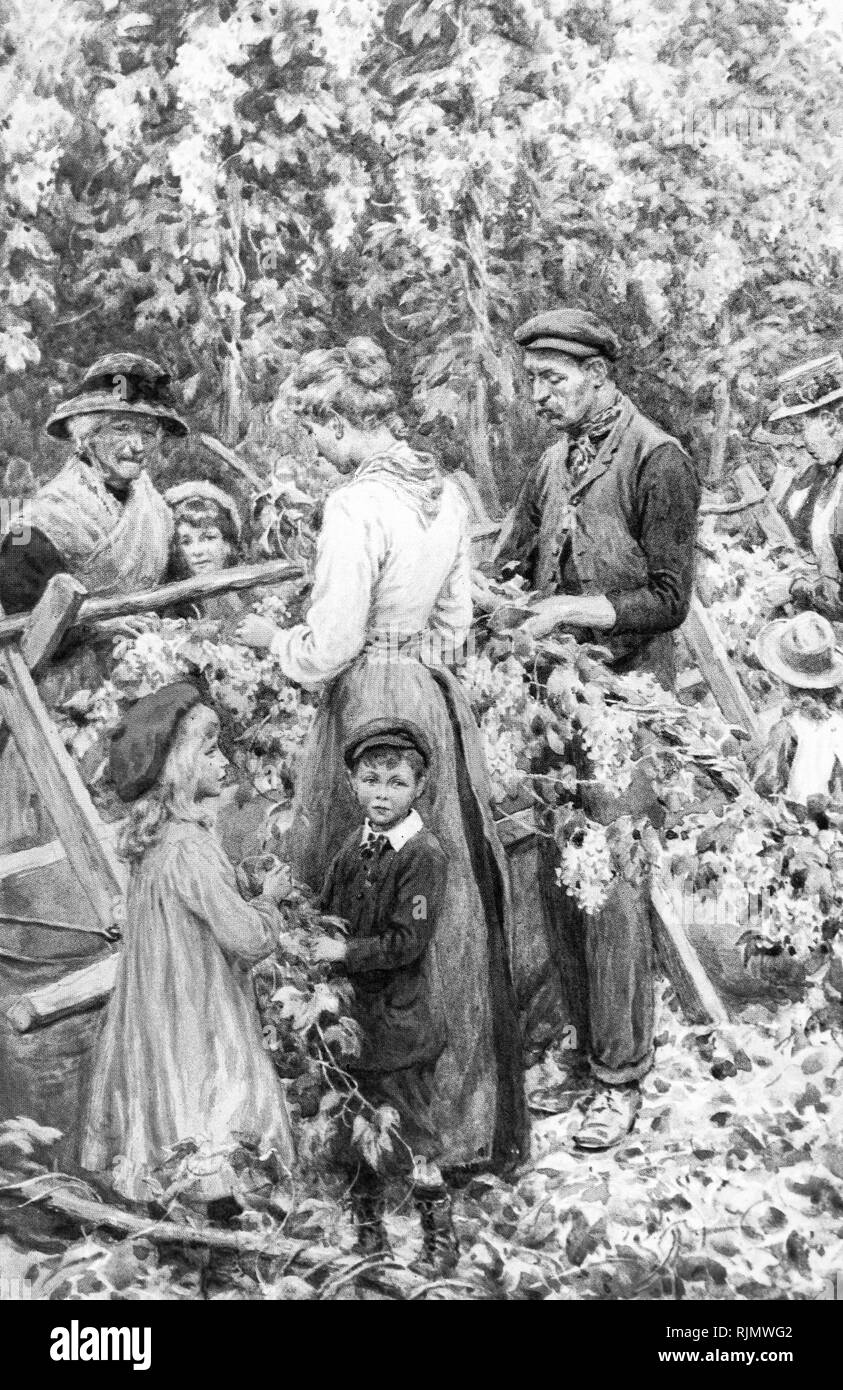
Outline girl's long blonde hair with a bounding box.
[120,704,219,863]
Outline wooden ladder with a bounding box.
[0,558,301,1029]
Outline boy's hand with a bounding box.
[312,935,347,964]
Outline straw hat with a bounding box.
[768,352,843,423]
[755,612,843,690]
[46,352,188,439]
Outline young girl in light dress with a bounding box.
[80,681,295,1203]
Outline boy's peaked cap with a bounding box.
[343,718,433,770]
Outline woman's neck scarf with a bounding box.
[18,457,172,596]
[566,389,624,483]
[354,441,444,525]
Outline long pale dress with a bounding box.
[80,819,295,1199]
[273,453,528,1171]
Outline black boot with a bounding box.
[350,1179,391,1257]
[411,1185,459,1276]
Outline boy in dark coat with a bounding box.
[312,717,457,1273]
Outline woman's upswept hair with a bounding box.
[281,337,407,436]
[120,704,219,863]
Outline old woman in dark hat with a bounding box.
[0,352,186,626]
[0,353,187,852]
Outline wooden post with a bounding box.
[5,952,120,1032]
[650,865,728,1027]
[0,575,89,766]
[0,822,123,885]
[199,433,264,492]
[0,558,303,648]
[19,574,87,677]
[734,463,797,551]
[0,646,122,933]
[681,596,760,738]
[708,377,731,486]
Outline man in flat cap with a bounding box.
[497,308,700,685]
[495,308,701,1150]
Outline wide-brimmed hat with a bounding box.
[165,481,242,541]
[46,352,189,439]
[768,352,843,423]
[755,612,843,690]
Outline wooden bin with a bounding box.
[0,914,114,1163]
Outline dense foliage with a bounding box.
[2,0,843,505]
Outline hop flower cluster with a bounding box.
[481,711,528,803]
[579,707,637,793]
[557,823,614,915]
[761,883,827,959]
[460,653,534,719]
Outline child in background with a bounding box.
[80,681,295,1205]
[312,718,456,1274]
[752,611,843,812]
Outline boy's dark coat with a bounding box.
[320,824,448,1072]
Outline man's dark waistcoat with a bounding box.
[497,393,700,687]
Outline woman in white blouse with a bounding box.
[237,338,527,1173]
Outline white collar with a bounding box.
[360,808,423,852]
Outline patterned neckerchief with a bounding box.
[359,832,391,863]
[566,391,624,484]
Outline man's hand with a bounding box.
[487,601,535,634]
[522,593,617,637]
[262,862,297,904]
[312,934,348,964]
[521,595,579,639]
[236,613,279,651]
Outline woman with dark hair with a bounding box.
[237,337,528,1174]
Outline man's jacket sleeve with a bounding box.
[606,443,700,635]
[493,461,542,587]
